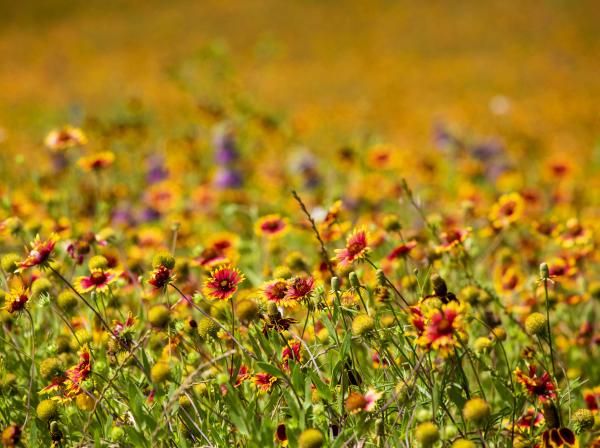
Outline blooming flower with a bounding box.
[253,373,277,392]
[540,428,577,448]
[77,151,115,171]
[416,301,467,357]
[489,192,524,229]
[148,265,174,289]
[75,268,120,293]
[18,234,57,271]
[386,240,417,260]
[515,365,556,402]
[45,126,87,151]
[255,214,288,238]
[284,275,315,302]
[204,266,244,301]
[335,228,369,268]
[4,288,29,314]
[436,228,470,253]
[282,341,301,369]
[345,388,382,413]
[263,279,292,306]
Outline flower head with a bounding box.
[77,151,115,171]
[335,228,369,268]
[515,365,556,402]
[148,265,175,289]
[416,301,467,357]
[255,214,288,238]
[45,126,87,151]
[253,373,277,393]
[284,275,315,302]
[75,268,120,293]
[345,388,382,413]
[4,288,29,314]
[489,192,524,229]
[204,266,244,301]
[19,234,57,271]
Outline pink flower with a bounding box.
[335,229,369,268]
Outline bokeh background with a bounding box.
[1,0,599,188]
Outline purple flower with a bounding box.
[146,155,169,184]
[213,127,239,165]
[214,167,243,189]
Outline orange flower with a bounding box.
[255,214,288,238]
[489,193,524,229]
[77,151,115,171]
[45,126,87,151]
[416,301,467,357]
[253,373,277,392]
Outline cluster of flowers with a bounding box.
[0,112,597,448]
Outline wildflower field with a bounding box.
[1,1,600,447]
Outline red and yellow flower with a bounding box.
[204,266,245,301]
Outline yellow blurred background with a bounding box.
[1,0,599,160]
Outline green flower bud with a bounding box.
[573,408,595,433]
[540,262,550,280]
[349,272,360,289]
[57,290,78,312]
[331,276,340,292]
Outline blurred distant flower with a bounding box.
[345,388,382,413]
[214,167,243,189]
[146,154,169,184]
[45,126,87,151]
[77,151,115,171]
[386,241,417,260]
[255,214,288,238]
[213,125,239,164]
[489,193,524,229]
